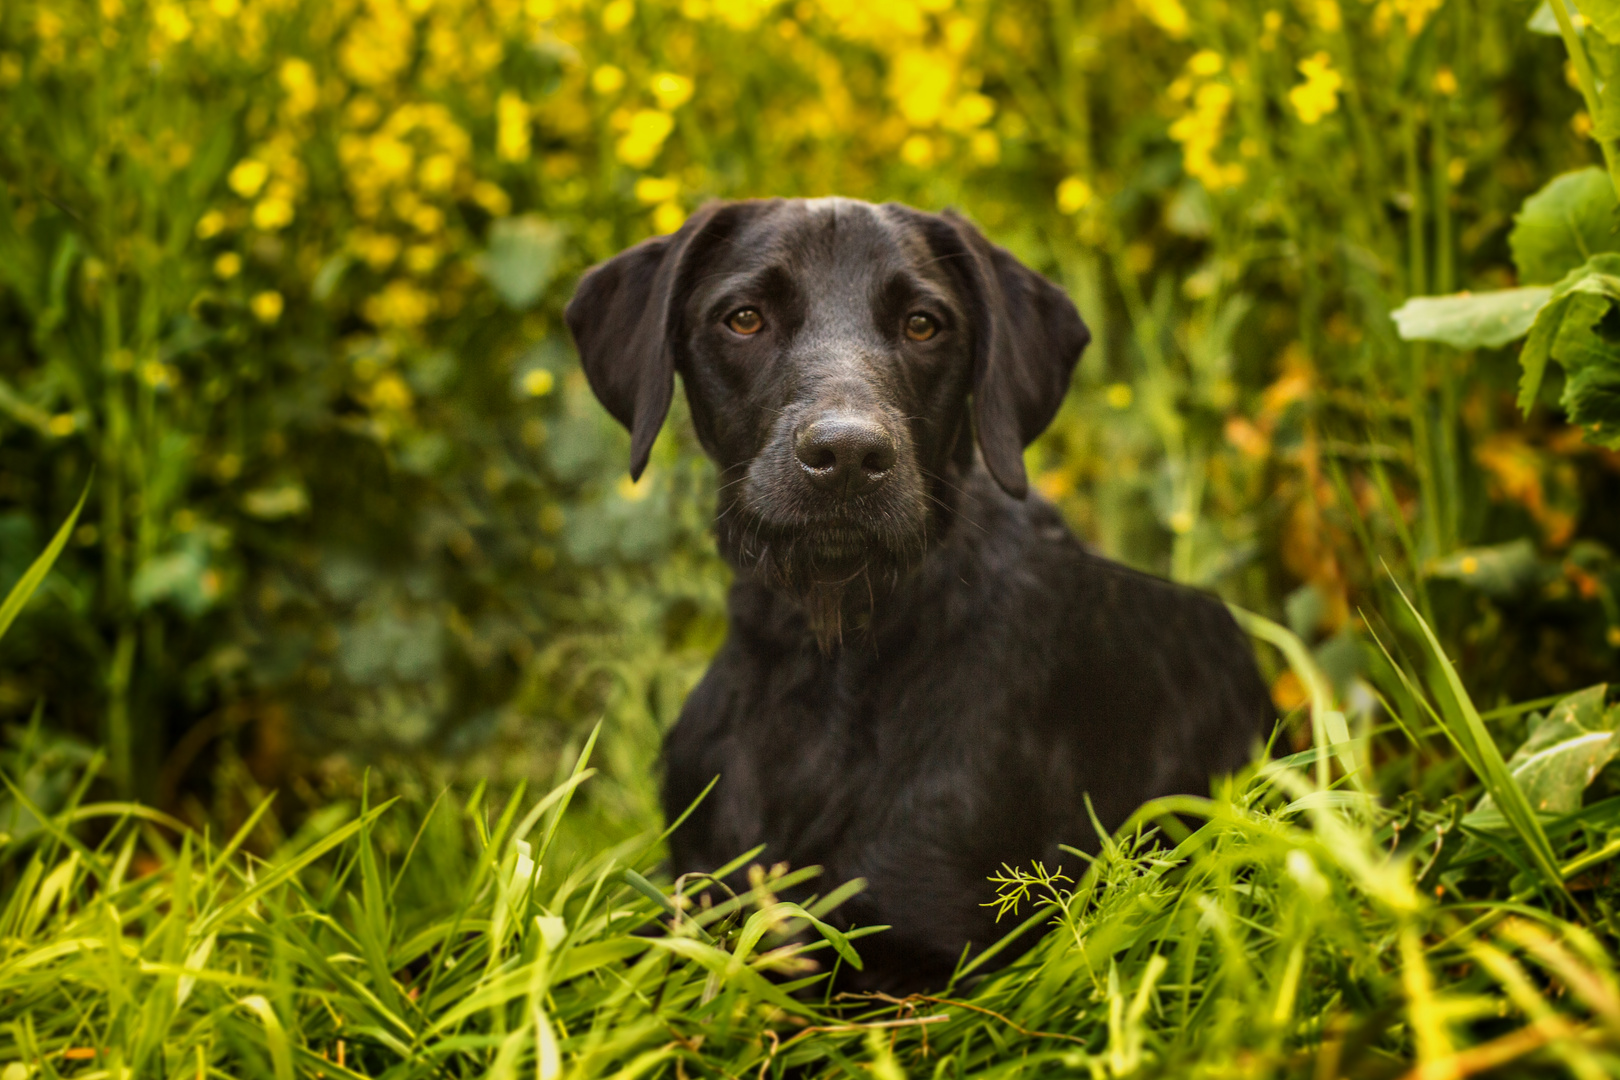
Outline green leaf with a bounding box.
[1573,0,1620,41]
[1510,168,1620,284]
[1391,287,1552,349]
[0,479,89,644]
[1426,538,1549,599]
[1527,0,1571,34]
[1389,581,1574,902]
[1478,686,1618,817]
[1517,254,1620,413]
[479,215,566,309]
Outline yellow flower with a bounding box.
[1433,67,1457,95]
[652,201,686,234]
[279,58,318,115]
[1169,78,1239,190]
[635,176,679,204]
[362,280,436,327]
[1106,383,1134,409]
[713,0,774,29]
[419,153,457,192]
[616,473,651,501]
[369,373,413,410]
[353,231,401,270]
[944,92,995,132]
[471,181,511,217]
[410,205,444,234]
[969,130,1001,166]
[615,110,674,167]
[522,368,555,396]
[48,413,76,437]
[1314,0,1341,30]
[142,360,176,389]
[154,4,192,41]
[404,244,440,275]
[1133,0,1188,37]
[253,195,294,230]
[1056,176,1093,214]
[195,209,227,239]
[591,64,626,95]
[889,49,953,127]
[602,0,635,32]
[214,252,242,279]
[251,291,285,323]
[497,91,531,162]
[651,72,694,109]
[211,0,239,16]
[1188,50,1223,76]
[900,133,936,167]
[228,159,269,198]
[1289,52,1342,125]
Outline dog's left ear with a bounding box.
[939,210,1090,499]
[564,201,740,480]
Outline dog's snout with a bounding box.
[795,416,897,496]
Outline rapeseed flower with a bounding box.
[195,210,227,239]
[155,4,193,41]
[1289,52,1342,125]
[616,110,674,167]
[279,58,318,115]
[497,91,531,162]
[634,177,679,204]
[1056,176,1093,214]
[652,201,686,233]
[591,64,626,94]
[1133,0,1189,37]
[650,73,693,109]
[228,159,269,198]
[253,192,294,230]
[251,291,284,323]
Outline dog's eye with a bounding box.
[904,314,938,342]
[726,308,764,335]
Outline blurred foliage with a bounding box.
[1,0,1619,825]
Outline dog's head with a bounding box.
[566,198,1088,637]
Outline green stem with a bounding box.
[1551,0,1620,200]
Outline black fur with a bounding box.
[565,198,1272,993]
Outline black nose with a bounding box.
[795,416,898,496]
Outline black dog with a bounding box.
[565,198,1272,992]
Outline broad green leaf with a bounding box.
[1527,0,1571,34]
[1517,254,1620,416]
[1479,686,1618,816]
[479,215,565,309]
[1426,539,1549,598]
[1510,168,1620,284]
[1391,287,1552,349]
[1565,355,1620,447]
[1576,0,1620,41]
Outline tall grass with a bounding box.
[6,513,1620,1078]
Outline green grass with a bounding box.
[5,483,1620,1080]
[6,606,1620,1079]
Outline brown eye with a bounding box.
[726,308,763,335]
[905,313,938,342]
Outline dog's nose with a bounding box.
[795,416,897,496]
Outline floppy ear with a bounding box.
[940,211,1091,499]
[564,202,734,480]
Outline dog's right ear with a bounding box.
[564,202,735,480]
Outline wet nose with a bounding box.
[794,416,898,496]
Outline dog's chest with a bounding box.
[672,601,1062,880]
